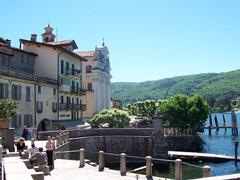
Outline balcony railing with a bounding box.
[59,103,71,111]
[65,69,81,77]
[0,65,58,85]
[59,103,86,111]
[70,86,80,95]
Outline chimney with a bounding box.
[31,34,37,42]
[5,39,11,46]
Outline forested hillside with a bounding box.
[112,69,240,111]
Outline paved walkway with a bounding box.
[4,156,35,180]
[45,159,167,180]
[3,156,168,180]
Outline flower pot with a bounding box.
[0,118,10,128]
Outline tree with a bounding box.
[0,99,18,119]
[160,94,210,129]
[90,109,131,128]
[127,100,161,118]
[0,99,18,128]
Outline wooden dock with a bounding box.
[168,151,240,162]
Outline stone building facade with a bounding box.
[77,44,112,120]
[0,40,58,136]
[0,25,112,135]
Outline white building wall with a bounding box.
[22,43,58,80]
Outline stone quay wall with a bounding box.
[69,135,157,164]
[38,128,153,139]
[166,135,203,151]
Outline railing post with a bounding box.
[120,153,126,176]
[203,165,211,177]
[62,132,66,144]
[79,148,85,168]
[56,135,60,147]
[66,132,70,142]
[98,151,104,171]
[175,159,182,180]
[145,156,152,178]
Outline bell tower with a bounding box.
[41,24,56,42]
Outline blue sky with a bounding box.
[1,0,240,82]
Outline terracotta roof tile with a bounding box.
[76,51,95,57]
[46,40,78,49]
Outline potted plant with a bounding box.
[0,99,18,128]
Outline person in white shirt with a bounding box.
[30,147,47,166]
[45,136,55,170]
[27,144,39,157]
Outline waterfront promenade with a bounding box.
[3,156,167,180]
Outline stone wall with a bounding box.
[166,135,203,152]
[0,128,14,152]
[70,135,166,164]
[38,128,153,139]
[55,142,70,159]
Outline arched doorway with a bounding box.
[37,119,52,132]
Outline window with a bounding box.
[21,54,24,63]
[11,115,21,128]
[12,85,21,100]
[76,98,79,104]
[60,78,64,84]
[0,83,9,99]
[87,83,92,91]
[60,96,64,104]
[36,101,43,113]
[61,60,64,74]
[72,64,75,75]
[72,97,74,104]
[66,62,69,70]
[53,88,56,95]
[76,83,79,92]
[38,85,41,94]
[24,115,33,127]
[52,102,58,112]
[66,96,70,104]
[86,65,92,73]
[1,55,9,66]
[26,86,31,101]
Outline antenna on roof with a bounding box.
[102,38,105,46]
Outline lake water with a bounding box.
[151,112,240,179]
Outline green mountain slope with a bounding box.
[112,69,240,108]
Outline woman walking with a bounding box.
[45,136,55,170]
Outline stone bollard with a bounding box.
[98,151,104,171]
[203,165,211,177]
[175,159,182,180]
[145,156,152,178]
[120,153,126,176]
[79,148,85,168]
